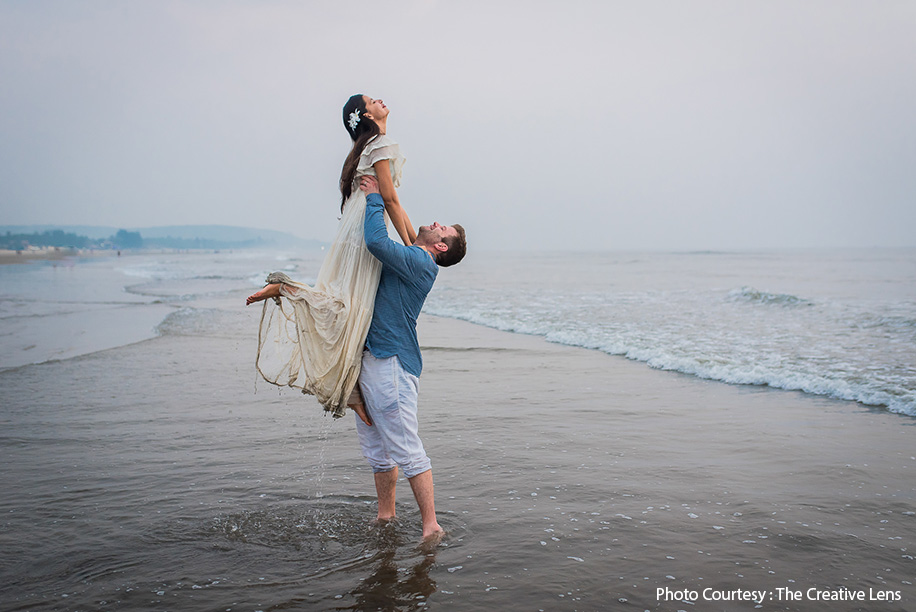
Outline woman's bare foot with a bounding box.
[347,387,372,426]
[246,283,281,305]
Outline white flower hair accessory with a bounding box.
[348,109,361,131]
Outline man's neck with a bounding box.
[414,243,436,262]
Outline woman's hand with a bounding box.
[359,175,380,195]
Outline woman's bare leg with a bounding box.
[246,283,281,305]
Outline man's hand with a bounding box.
[359,175,380,195]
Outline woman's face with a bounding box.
[363,96,389,122]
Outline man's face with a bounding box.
[417,222,458,244]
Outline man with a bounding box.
[352,174,466,542]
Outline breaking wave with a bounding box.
[727,287,812,307]
[425,279,916,417]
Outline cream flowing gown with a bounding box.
[255,135,405,417]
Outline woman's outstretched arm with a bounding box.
[373,158,417,245]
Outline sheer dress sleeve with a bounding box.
[358,135,405,187]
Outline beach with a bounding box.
[2,271,914,611]
[0,248,107,266]
[0,252,916,611]
[4,1,915,607]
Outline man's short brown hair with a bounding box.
[437,224,466,267]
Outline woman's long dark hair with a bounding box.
[339,94,381,210]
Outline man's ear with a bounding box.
[433,241,448,254]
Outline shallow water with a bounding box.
[2,331,914,611]
[1,250,915,611]
[0,333,445,612]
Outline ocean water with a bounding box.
[427,248,916,417]
[1,248,915,612]
[0,250,321,370]
[2,248,913,416]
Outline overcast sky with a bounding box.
[1,0,914,251]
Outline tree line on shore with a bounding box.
[2,229,272,251]
[1,229,141,250]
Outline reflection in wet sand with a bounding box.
[344,545,438,612]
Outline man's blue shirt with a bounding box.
[363,192,438,377]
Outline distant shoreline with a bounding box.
[0,247,96,265]
[0,247,243,266]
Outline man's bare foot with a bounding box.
[246,283,281,305]
[369,517,401,545]
[418,528,445,552]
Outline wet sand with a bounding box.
[1,304,913,611]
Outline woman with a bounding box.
[247,95,413,419]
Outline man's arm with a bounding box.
[363,192,394,254]
[361,179,425,281]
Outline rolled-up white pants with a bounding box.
[355,351,431,478]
